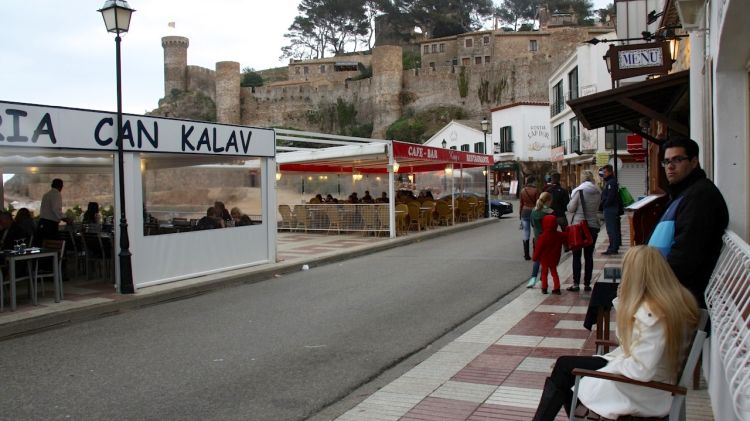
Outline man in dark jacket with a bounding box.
[648,137,728,308]
[544,172,569,230]
[599,164,620,255]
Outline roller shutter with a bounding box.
[617,162,647,199]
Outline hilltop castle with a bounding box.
[154,21,612,139]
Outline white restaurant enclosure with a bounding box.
[0,100,276,290]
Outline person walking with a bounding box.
[526,192,553,288]
[599,164,621,255]
[648,137,729,308]
[566,170,602,292]
[519,176,540,260]
[532,214,567,295]
[545,172,570,230]
[531,246,699,420]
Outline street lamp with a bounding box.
[481,118,490,218]
[99,0,135,294]
[441,139,447,148]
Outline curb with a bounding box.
[0,218,497,341]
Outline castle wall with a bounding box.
[370,45,403,138]
[186,65,216,101]
[215,61,240,124]
[162,36,189,95]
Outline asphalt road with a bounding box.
[0,217,531,421]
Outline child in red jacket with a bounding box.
[532,214,568,294]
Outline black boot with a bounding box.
[523,240,531,260]
[531,378,568,421]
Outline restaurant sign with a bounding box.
[550,145,565,162]
[0,100,275,157]
[606,42,672,82]
[392,141,493,167]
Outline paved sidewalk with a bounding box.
[335,224,715,421]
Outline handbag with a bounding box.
[567,190,594,251]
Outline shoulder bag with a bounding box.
[567,190,594,251]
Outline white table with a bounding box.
[2,248,60,312]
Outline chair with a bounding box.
[406,202,422,231]
[436,201,452,226]
[395,204,409,234]
[360,205,379,236]
[0,251,36,312]
[420,200,435,229]
[377,205,390,234]
[82,233,112,281]
[457,199,472,222]
[278,205,296,231]
[569,309,709,421]
[324,205,343,234]
[293,205,310,233]
[36,239,65,299]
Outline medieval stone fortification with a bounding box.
[155,25,612,138]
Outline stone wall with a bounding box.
[215,61,240,124]
[187,65,216,101]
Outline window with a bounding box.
[462,57,470,66]
[529,40,538,52]
[551,81,564,116]
[499,126,513,153]
[142,155,263,235]
[439,43,445,52]
[474,142,485,153]
[431,44,437,53]
[605,125,629,150]
[460,144,470,151]
[303,66,309,74]
[452,58,458,66]
[568,67,579,100]
[424,45,429,54]
[429,62,436,70]
[553,123,564,148]
[569,117,579,153]
[320,65,326,73]
[465,38,473,48]
[475,56,482,65]
[450,146,457,150]
[485,56,491,64]
[295,67,300,75]
[483,35,490,45]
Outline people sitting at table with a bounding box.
[238,214,253,226]
[310,194,323,204]
[361,190,374,203]
[196,207,223,230]
[230,207,243,226]
[214,201,231,224]
[348,192,360,203]
[14,208,36,239]
[1,211,33,250]
[376,192,388,203]
[82,202,102,225]
[324,194,337,203]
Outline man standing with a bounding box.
[544,172,569,230]
[599,165,620,255]
[648,137,728,308]
[36,178,67,245]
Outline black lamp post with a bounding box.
[481,118,490,218]
[99,0,135,294]
[441,139,447,149]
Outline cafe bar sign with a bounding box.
[605,41,673,82]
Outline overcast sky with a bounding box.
[1,0,612,115]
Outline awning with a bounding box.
[278,140,493,173]
[567,70,689,144]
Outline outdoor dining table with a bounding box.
[1,247,61,312]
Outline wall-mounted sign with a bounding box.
[606,42,673,82]
[550,145,565,162]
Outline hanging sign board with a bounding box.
[606,42,673,82]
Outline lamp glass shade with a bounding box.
[99,0,135,33]
[480,119,489,133]
[392,161,400,172]
[675,0,704,29]
[441,139,447,148]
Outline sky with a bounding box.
[1,0,612,116]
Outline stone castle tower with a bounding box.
[371,46,403,138]
[162,36,189,95]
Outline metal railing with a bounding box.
[278,203,390,235]
[705,230,750,420]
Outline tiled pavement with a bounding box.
[336,222,715,421]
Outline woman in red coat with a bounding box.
[532,214,567,294]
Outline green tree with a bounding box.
[281,0,370,60]
[240,67,264,87]
[495,0,536,31]
[375,0,495,39]
[546,0,593,23]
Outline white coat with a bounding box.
[577,298,675,418]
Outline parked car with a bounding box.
[437,192,513,218]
